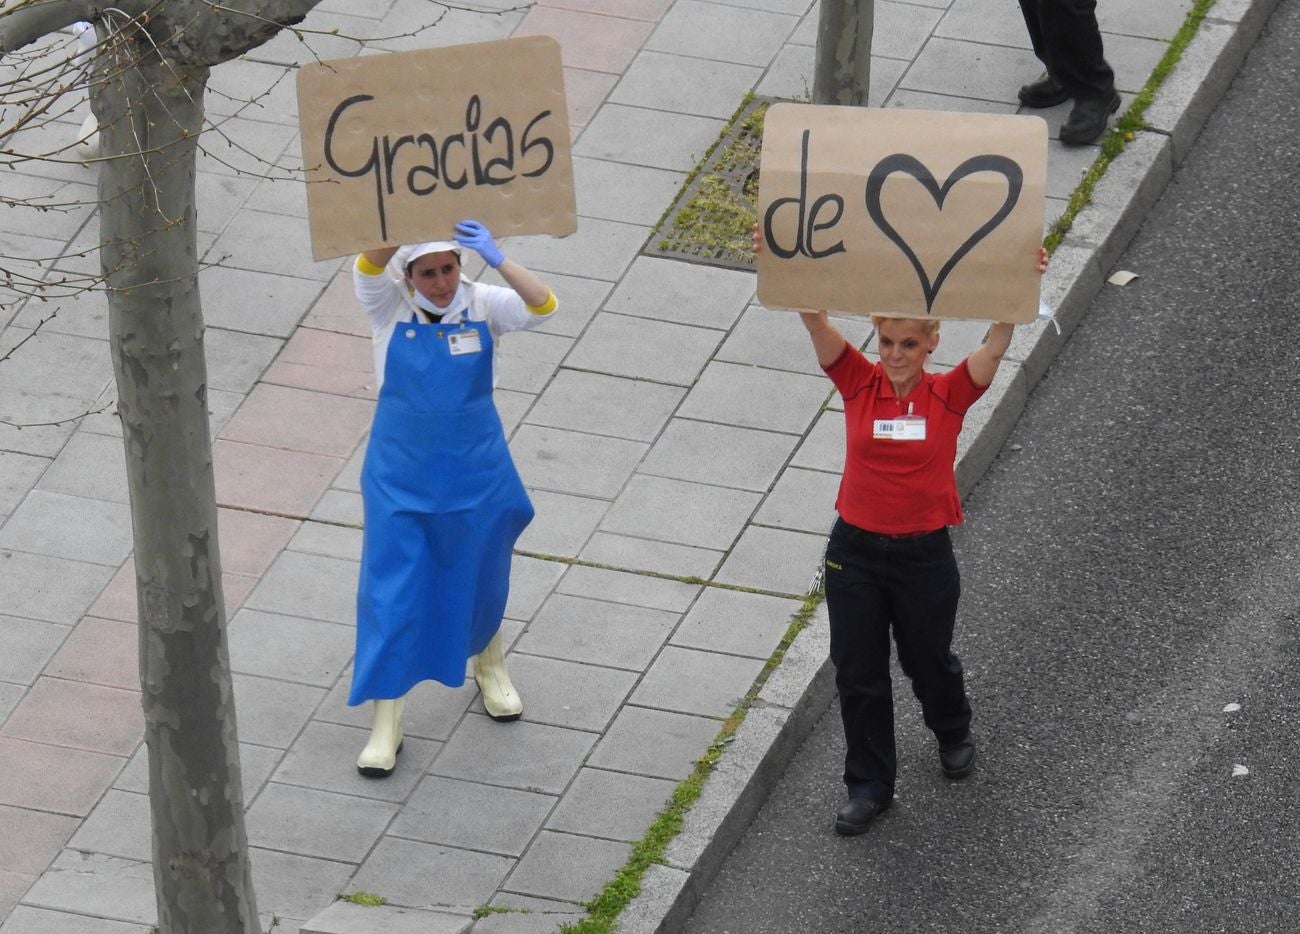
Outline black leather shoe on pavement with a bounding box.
[1018,71,1070,108]
[939,736,976,780]
[834,796,892,836]
[1060,90,1121,145]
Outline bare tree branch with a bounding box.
[0,0,98,55]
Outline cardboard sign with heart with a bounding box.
[756,104,1047,323]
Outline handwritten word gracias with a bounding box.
[324,94,556,242]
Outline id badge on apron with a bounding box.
[448,327,483,355]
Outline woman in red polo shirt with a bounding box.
[806,248,1048,835]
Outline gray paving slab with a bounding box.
[935,0,1036,48]
[244,550,359,626]
[502,653,636,733]
[514,489,607,559]
[603,256,756,330]
[497,219,647,282]
[203,327,285,395]
[286,521,364,563]
[32,432,125,504]
[545,766,677,843]
[554,565,701,614]
[526,369,684,444]
[0,551,115,625]
[638,418,797,492]
[19,852,154,926]
[573,104,725,172]
[564,312,722,386]
[348,837,514,910]
[309,489,364,527]
[571,156,687,227]
[647,1,796,65]
[302,901,470,934]
[598,475,760,551]
[0,331,111,401]
[632,646,766,719]
[901,36,1041,103]
[610,51,763,119]
[508,425,647,500]
[874,0,948,59]
[515,593,677,673]
[389,775,555,857]
[502,831,631,904]
[431,715,595,796]
[0,906,149,933]
[0,685,23,725]
[714,304,862,377]
[0,393,83,458]
[67,790,149,863]
[246,783,397,862]
[789,408,846,473]
[503,555,566,624]
[471,904,586,934]
[587,706,720,782]
[228,609,354,688]
[314,670,476,745]
[0,491,132,567]
[670,587,803,659]
[677,360,830,435]
[754,465,841,534]
[249,848,356,923]
[0,617,70,686]
[206,209,340,283]
[578,532,724,580]
[713,524,827,594]
[271,720,440,803]
[370,2,522,52]
[231,673,325,749]
[523,272,613,340]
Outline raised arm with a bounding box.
[359,245,399,271]
[455,220,553,311]
[801,311,848,368]
[966,246,1049,388]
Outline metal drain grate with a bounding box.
[642,96,776,272]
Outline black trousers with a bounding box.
[1019,0,1115,99]
[825,519,971,802]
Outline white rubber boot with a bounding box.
[472,631,523,722]
[356,696,405,778]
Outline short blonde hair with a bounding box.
[870,315,941,335]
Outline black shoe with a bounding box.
[1018,71,1070,108]
[939,736,976,779]
[834,796,892,836]
[1060,90,1121,145]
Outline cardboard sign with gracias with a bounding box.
[297,36,577,261]
[756,103,1048,323]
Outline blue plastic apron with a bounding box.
[348,315,533,705]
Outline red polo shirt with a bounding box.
[824,341,987,535]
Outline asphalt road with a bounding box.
[681,4,1300,933]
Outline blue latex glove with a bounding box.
[454,220,505,269]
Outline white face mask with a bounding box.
[411,289,448,316]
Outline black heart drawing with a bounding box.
[865,153,1023,313]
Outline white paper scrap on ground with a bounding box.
[1223,702,1241,713]
[1107,269,1140,286]
[1038,299,1061,335]
[1232,764,1250,777]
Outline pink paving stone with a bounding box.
[45,617,137,691]
[262,327,377,400]
[223,573,256,614]
[217,507,300,578]
[564,67,619,131]
[540,0,674,20]
[219,384,373,459]
[213,439,343,517]
[302,269,370,338]
[0,737,125,816]
[0,804,79,875]
[1,678,142,758]
[514,7,654,74]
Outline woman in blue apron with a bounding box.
[348,220,558,777]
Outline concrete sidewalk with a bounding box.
[0,0,1280,931]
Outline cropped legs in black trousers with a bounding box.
[824,519,972,802]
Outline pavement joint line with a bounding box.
[511,548,808,601]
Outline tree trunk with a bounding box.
[813,0,874,106]
[93,21,261,934]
